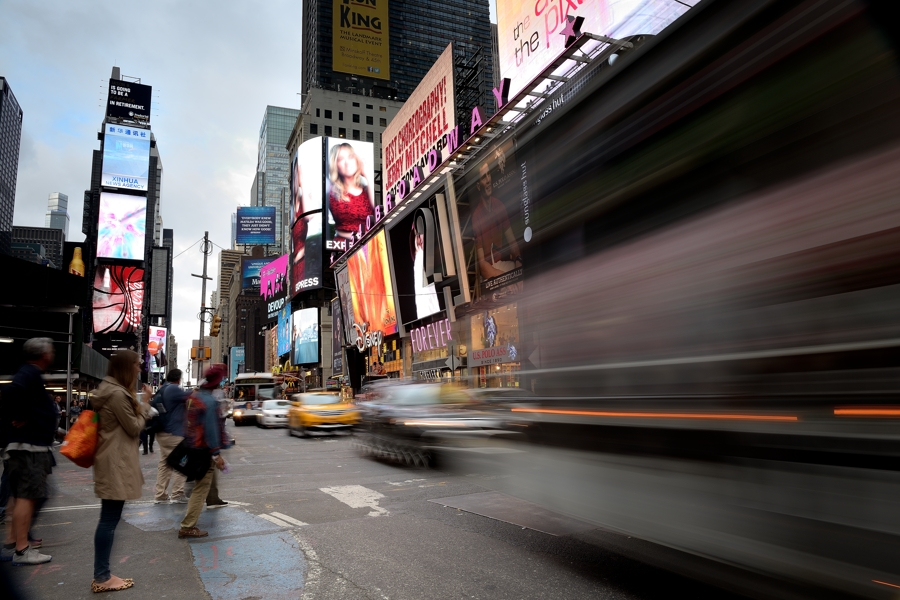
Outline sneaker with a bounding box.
[12,547,52,566]
[154,498,170,504]
[178,527,208,539]
[1,545,15,562]
[170,496,189,504]
[206,500,229,509]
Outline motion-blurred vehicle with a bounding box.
[256,399,290,428]
[287,391,359,437]
[232,372,283,426]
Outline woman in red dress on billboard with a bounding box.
[328,142,374,241]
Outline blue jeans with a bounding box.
[93,500,125,581]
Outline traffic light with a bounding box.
[210,315,222,337]
[190,346,211,360]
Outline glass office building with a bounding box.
[0,77,23,255]
[255,106,300,254]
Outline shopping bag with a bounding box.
[166,440,212,481]
[60,410,99,468]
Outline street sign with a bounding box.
[445,355,461,370]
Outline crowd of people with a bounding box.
[0,338,231,593]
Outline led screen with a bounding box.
[148,326,168,373]
[236,206,277,245]
[97,192,147,260]
[331,297,344,373]
[387,199,443,326]
[345,230,398,341]
[277,304,291,357]
[240,257,274,289]
[93,264,144,334]
[101,125,151,191]
[496,0,690,99]
[325,137,375,264]
[292,307,319,365]
[290,137,324,220]
[291,212,323,295]
[230,346,245,382]
[260,254,289,321]
[336,267,354,345]
[106,78,152,123]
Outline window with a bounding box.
[366,116,373,125]
[352,130,360,140]
[352,102,360,107]
[339,127,346,138]
[379,118,387,127]
[366,131,374,142]
[339,112,344,121]
[310,123,318,135]
[325,125,332,136]
[366,104,373,110]
[352,114,360,123]
[379,106,387,112]
[324,109,332,119]
[316,108,320,117]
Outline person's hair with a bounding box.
[23,337,54,361]
[328,143,367,201]
[107,349,139,398]
[166,369,182,383]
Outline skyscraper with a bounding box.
[254,106,300,255]
[0,77,24,255]
[163,228,174,328]
[45,192,70,240]
[301,0,494,106]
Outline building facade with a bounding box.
[12,226,64,269]
[0,77,23,255]
[45,192,70,240]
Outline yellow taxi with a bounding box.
[287,391,359,437]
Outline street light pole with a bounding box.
[192,231,213,379]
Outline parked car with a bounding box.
[257,399,291,428]
[288,391,359,437]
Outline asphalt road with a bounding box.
[1,424,761,600]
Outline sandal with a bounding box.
[91,578,134,593]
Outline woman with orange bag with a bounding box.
[88,350,151,593]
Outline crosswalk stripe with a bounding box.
[258,513,294,528]
[270,512,308,527]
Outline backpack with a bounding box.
[145,384,168,434]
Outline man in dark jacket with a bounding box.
[153,369,190,504]
[1,338,56,565]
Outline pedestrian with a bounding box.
[0,338,57,566]
[153,369,189,504]
[69,400,82,427]
[139,424,155,455]
[205,387,231,510]
[89,349,151,592]
[178,364,228,539]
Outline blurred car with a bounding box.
[257,399,291,428]
[232,400,261,426]
[288,391,359,437]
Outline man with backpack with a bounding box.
[153,369,190,504]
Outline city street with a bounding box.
[3,425,751,600]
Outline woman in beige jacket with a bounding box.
[89,350,151,593]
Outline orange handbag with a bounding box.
[60,410,99,468]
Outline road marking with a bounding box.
[387,478,426,486]
[270,512,308,527]
[320,485,388,516]
[258,513,294,528]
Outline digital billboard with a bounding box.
[292,307,319,365]
[332,0,390,80]
[382,44,455,193]
[260,254,289,321]
[148,326,168,373]
[336,266,355,345]
[345,230,398,342]
[387,200,443,326]
[236,206,277,245]
[106,78,152,123]
[229,346,245,382]
[331,297,344,374]
[97,192,147,260]
[497,0,690,99]
[325,137,376,263]
[92,264,144,334]
[277,304,292,357]
[240,257,273,289]
[292,212,323,295]
[101,124,151,191]
[291,137,324,219]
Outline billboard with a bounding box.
[332,0,390,80]
[241,257,273,289]
[236,206,277,245]
[325,137,375,262]
[292,307,320,365]
[331,297,344,373]
[97,192,147,260]
[260,254,290,321]
[497,0,690,99]
[229,346,245,382]
[149,246,169,317]
[345,230,398,342]
[290,137,325,295]
[101,124,151,191]
[382,44,455,192]
[148,326,168,373]
[277,304,292,357]
[92,264,144,334]
[336,266,355,345]
[387,199,443,326]
[106,78,152,123]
